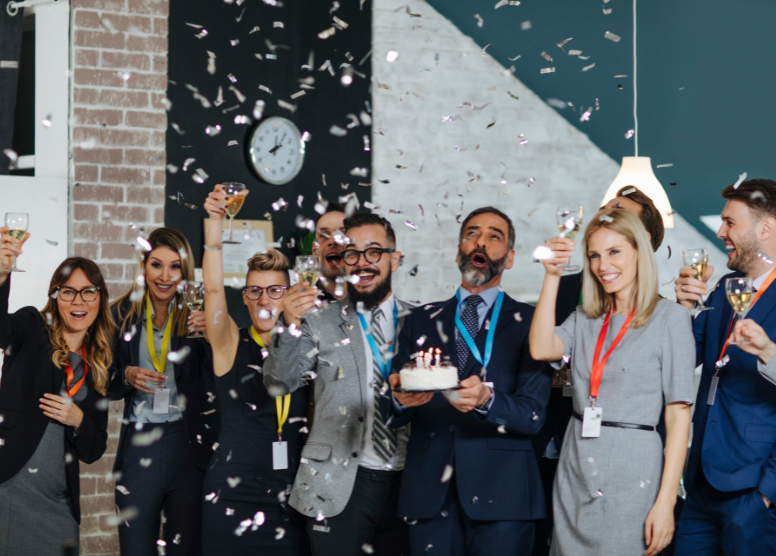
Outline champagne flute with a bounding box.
[295,255,321,315]
[726,277,753,345]
[182,282,205,338]
[556,204,583,273]
[4,213,29,273]
[683,248,713,311]
[221,182,246,245]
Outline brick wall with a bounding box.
[371,0,726,305]
[69,0,169,553]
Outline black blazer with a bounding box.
[0,276,108,523]
[108,300,219,472]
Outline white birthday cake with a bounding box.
[399,349,459,391]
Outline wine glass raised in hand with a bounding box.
[182,282,205,338]
[221,182,246,245]
[683,248,713,312]
[556,204,583,273]
[726,277,753,345]
[4,213,29,273]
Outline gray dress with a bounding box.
[550,300,695,556]
[0,352,86,556]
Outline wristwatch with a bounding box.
[477,387,493,410]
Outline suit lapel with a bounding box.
[339,300,367,399]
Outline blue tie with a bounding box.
[456,295,483,375]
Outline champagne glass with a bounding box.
[182,282,205,338]
[4,213,29,273]
[295,255,321,288]
[556,204,583,273]
[683,248,713,311]
[221,182,246,245]
[726,277,753,345]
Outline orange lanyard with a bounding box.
[590,309,635,400]
[65,347,89,398]
[719,266,776,361]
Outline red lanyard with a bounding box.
[590,308,635,399]
[65,347,89,398]
[719,266,776,361]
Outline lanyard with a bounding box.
[65,346,89,398]
[454,289,505,369]
[719,266,776,361]
[356,302,398,380]
[590,308,636,401]
[250,326,291,436]
[146,291,174,374]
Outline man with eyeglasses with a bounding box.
[263,212,412,556]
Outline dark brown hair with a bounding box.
[344,212,397,247]
[40,258,114,395]
[246,249,290,285]
[615,186,664,252]
[721,178,776,221]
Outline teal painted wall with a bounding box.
[425,0,776,245]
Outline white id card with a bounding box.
[153,387,170,414]
[581,407,603,438]
[273,441,288,470]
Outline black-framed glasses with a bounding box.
[243,285,288,300]
[341,248,395,266]
[56,286,100,302]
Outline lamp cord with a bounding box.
[633,0,638,156]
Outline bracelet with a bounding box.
[203,245,222,251]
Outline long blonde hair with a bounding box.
[581,209,659,328]
[40,258,115,395]
[111,228,195,336]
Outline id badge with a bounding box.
[581,406,603,438]
[153,387,170,414]
[706,376,720,406]
[273,441,289,470]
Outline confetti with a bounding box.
[733,172,748,189]
[290,90,306,99]
[621,187,636,196]
[385,50,399,63]
[532,246,553,260]
[486,119,496,129]
[541,52,553,64]
[582,63,596,72]
[540,68,555,74]
[604,31,621,42]
[625,129,634,139]
[474,14,484,27]
[46,239,59,246]
[521,21,531,30]
[441,465,453,482]
[656,163,673,168]
[598,214,614,223]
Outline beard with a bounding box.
[347,269,393,311]
[727,229,760,273]
[457,246,508,287]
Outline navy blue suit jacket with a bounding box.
[685,271,776,502]
[390,292,553,521]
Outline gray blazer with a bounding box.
[263,296,413,518]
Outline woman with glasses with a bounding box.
[109,228,218,556]
[201,184,309,556]
[0,228,114,555]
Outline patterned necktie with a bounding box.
[370,307,398,463]
[456,295,483,375]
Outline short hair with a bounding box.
[343,212,396,247]
[582,209,659,329]
[316,201,345,226]
[614,186,664,252]
[459,207,515,250]
[721,178,776,221]
[246,249,290,285]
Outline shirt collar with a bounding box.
[457,285,500,308]
[753,269,772,291]
[148,296,176,325]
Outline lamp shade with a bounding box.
[601,156,674,229]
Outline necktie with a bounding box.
[370,307,398,463]
[456,295,483,376]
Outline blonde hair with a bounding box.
[246,249,290,285]
[581,209,659,329]
[40,258,115,395]
[111,228,195,336]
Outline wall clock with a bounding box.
[247,116,305,185]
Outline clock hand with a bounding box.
[273,135,278,155]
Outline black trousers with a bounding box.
[115,421,205,556]
[306,466,410,556]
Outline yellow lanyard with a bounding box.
[250,326,291,436]
[146,291,174,374]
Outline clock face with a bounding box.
[247,116,305,185]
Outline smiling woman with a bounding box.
[0,229,113,554]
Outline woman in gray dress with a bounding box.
[0,229,114,556]
[529,209,695,556]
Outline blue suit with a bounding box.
[390,292,552,555]
[676,272,776,554]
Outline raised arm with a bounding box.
[203,184,248,376]
[529,237,575,361]
[0,227,32,348]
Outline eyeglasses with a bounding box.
[243,285,288,300]
[56,286,100,302]
[341,248,395,266]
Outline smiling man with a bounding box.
[313,201,346,302]
[674,178,776,554]
[388,206,552,556]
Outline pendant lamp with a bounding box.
[600,0,674,228]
